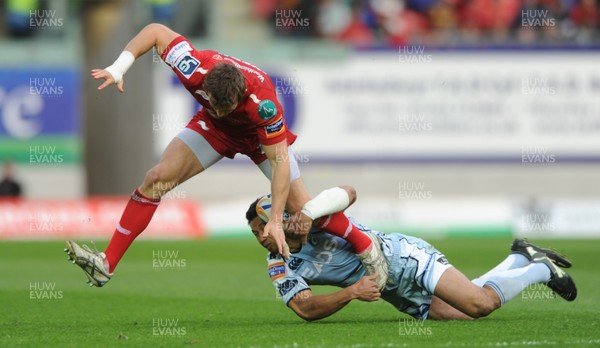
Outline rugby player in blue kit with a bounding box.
[246,186,576,321]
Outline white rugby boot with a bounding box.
[65,241,112,287]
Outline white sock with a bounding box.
[472,254,529,287]
[483,263,551,304]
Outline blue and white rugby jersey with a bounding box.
[267,217,377,305]
[266,217,450,320]
[267,228,365,305]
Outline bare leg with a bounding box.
[429,296,474,320]
[138,137,205,198]
[104,137,206,272]
[286,177,311,213]
[433,267,501,319]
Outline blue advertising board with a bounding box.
[0,69,80,163]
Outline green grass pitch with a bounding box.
[1,237,599,347]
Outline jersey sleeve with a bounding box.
[249,88,289,146]
[267,253,310,306]
[160,35,213,89]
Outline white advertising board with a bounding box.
[154,50,600,161]
[281,51,600,160]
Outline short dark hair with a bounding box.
[203,62,246,111]
[245,198,260,225]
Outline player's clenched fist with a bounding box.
[351,275,381,302]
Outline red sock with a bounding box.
[316,212,372,253]
[104,189,160,273]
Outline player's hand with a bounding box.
[287,212,312,245]
[263,219,290,259]
[351,275,381,302]
[91,69,125,93]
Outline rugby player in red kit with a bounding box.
[65,23,388,289]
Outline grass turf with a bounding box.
[0,237,598,347]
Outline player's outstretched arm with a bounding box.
[91,23,179,92]
[288,275,380,321]
[261,140,291,258]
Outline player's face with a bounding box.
[249,217,302,254]
[249,217,278,253]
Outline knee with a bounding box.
[142,165,176,194]
[340,185,357,205]
[144,166,162,186]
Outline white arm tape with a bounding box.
[104,51,135,84]
[300,187,350,220]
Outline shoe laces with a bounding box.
[80,241,110,276]
[82,240,101,255]
[82,241,105,266]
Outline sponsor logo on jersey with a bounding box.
[278,279,299,297]
[288,257,304,271]
[258,99,277,120]
[268,261,286,281]
[436,256,449,265]
[223,57,265,83]
[175,55,200,79]
[264,116,286,139]
[165,41,192,66]
[212,54,223,60]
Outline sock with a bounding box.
[316,212,372,253]
[483,263,551,304]
[472,254,529,286]
[104,189,160,273]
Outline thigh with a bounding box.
[286,177,311,213]
[433,267,495,318]
[152,137,204,185]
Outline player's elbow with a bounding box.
[293,308,320,322]
[290,301,321,322]
[143,23,176,48]
[145,22,169,34]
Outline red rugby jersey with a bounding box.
[160,36,297,147]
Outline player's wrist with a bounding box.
[105,51,135,83]
[270,207,284,219]
[345,285,359,300]
[269,212,285,227]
